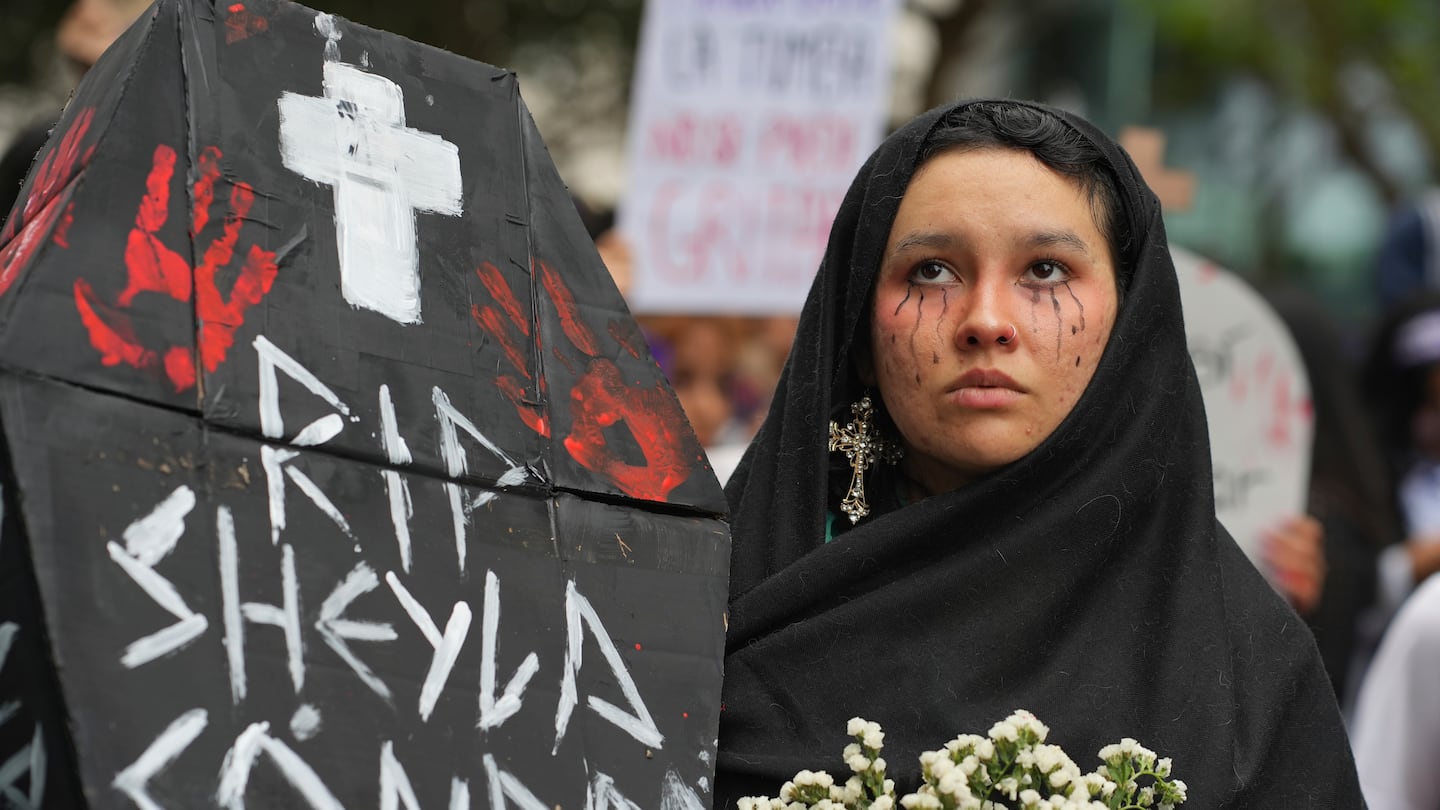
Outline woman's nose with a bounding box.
[956,285,1016,347]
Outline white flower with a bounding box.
[974,738,996,760]
[1048,766,1078,791]
[1155,757,1172,778]
[873,797,895,810]
[1006,710,1050,741]
[848,717,867,737]
[929,755,956,780]
[737,798,760,810]
[989,721,1020,742]
[948,734,986,755]
[937,769,968,798]
[779,782,797,802]
[847,754,871,773]
[873,757,888,774]
[900,792,943,810]
[1018,789,1042,807]
[864,722,886,750]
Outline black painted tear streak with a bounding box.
[1064,282,1086,333]
[936,289,950,344]
[1049,287,1062,361]
[894,285,913,317]
[909,290,924,364]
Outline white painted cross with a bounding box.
[278,61,463,325]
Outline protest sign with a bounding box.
[0,1,729,807]
[619,0,900,314]
[1174,247,1314,563]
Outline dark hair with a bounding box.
[1363,289,1440,469]
[919,102,1129,297]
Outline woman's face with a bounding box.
[862,147,1119,494]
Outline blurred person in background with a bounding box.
[639,314,751,484]
[1,0,151,224]
[1355,291,1440,684]
[1376,191,1440,310]
[1265,287,1396,704]
[1347,572,1440,810]
[1361,291,1440,588]
[729,315,798,439]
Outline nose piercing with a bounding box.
[997,324,1017,344]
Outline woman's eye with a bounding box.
[909,261,956,284]
[1024,260,1069,284]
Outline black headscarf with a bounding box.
[716,101,1363,808]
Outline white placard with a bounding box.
[1174,246,1314,564]
[619,0,900,314]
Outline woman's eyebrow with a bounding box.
[1022,229,1092,256]
[888,231,957,258]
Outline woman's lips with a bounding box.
[948,369,1024,408]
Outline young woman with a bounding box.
[714,100,1362,807]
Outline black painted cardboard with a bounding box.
[0,2,729,807]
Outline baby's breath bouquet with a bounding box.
[738,710,1186,810]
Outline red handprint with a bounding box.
[0,108,96,299]
[74,143,277,392]
[472,260,694,502]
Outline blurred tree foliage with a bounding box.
[1,1,643,95]
[1136,0,1440,205]
[312,0,642,77]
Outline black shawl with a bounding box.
[715,101,1364,808]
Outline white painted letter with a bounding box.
[0,622,45,810]
[379,741,472,810]
[477,570,538,731]
[219,506,306,701]
[254,337,355,545]
[316,562,396,701]
[0,724,44,809]
[660,770,707,810]
[217,722,343,810]
[107,486,208,668]
[112,709,208,810]
[386,572,471,722]
[554,580,664,753]
[379,385,415,572]
[432,386,528,571]
[482,754,548,810]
